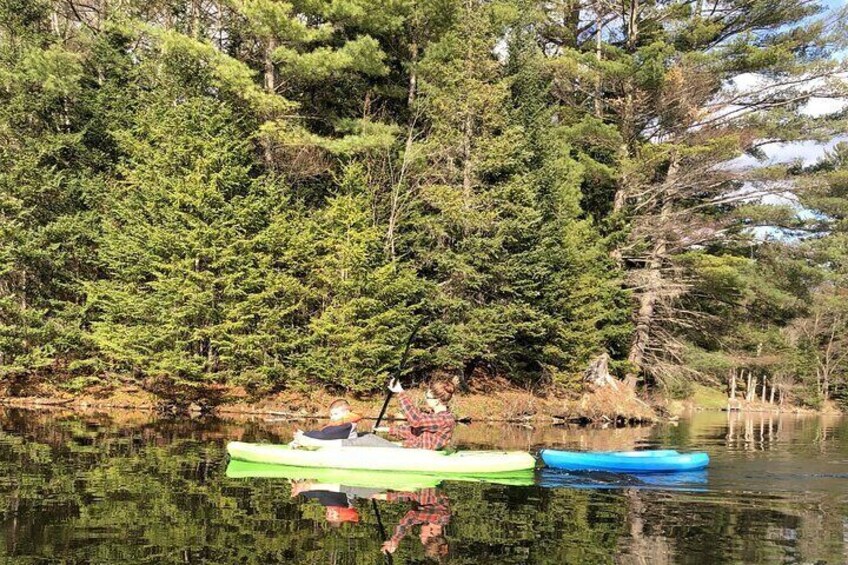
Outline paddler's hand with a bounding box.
[290,480,306,497]
[381,540,399,554]
[388,378,404,394]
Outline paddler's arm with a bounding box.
[387,423,413,440]
[382,510,418,553]
[304,422,354,440]
[396,393,443,431]
[299,482,343,493]
[383,491,417,503]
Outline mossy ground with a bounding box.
[690,384,728,410]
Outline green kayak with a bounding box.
[226,441,536,474]
[225,459,535,489]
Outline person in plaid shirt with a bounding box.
[375,488,451,558]
[380,378,457,450]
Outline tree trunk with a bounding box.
[563,0,581,49]
[264,37,276,94]
[822,370,830,403]
[584,353,618,389]
[624,258,661,388]
[262,36,277,166]
[461,0,474,218]
[191,0,201,39]
[746,375,757,402]
[627,0,639,52]
[593,2,603,118]
[51,7,60,36]
[623,156,678,387]
[745,370,752,399]
[386,40,419,260]
[619,0,639,143]
[729,369,737,399]
[761,378,767,403]
[612,161,628,215]
[610,0,641,215]
[769,384,775,404]
[462,112,473,208]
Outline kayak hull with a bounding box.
[226,459,535,489]
[541,449,709,473]
[227,442,536,474]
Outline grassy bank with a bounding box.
[681,383,843,415]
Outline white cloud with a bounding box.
[724,135,848,170]
[800,97,848,117]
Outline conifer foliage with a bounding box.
[0,0,845,403]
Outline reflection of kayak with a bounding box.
[540,449,709,473]
[227,442,536,474]
[225,459,535,489]
[539,468,708,491]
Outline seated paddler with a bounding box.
[291,399,362,447]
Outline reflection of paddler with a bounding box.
[290,480,381,527]
[374,488,451,559]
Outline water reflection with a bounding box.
[538,469,709,491]
[0,408,845,564]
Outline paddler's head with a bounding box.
[325,505,360,526]
[328,398,351,422]
[425,380,456,413]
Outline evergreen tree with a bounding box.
[0,0,845,404]
[396,2,628,384]
[0,0,102,384]
[537,0,848,387]
[87,93,267,387]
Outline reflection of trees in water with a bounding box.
[725,411,783,451]
[619,412,848,564]
[722,411,846,453]
[454,421,656,452]
[0,409,845,563]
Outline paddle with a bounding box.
[371,499,394,565]
[373,317,425,432]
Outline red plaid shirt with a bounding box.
[388,392,455,450]
[386,489,451,545]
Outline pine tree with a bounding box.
[86,94,257,386]
[537,0,848,387]
[396,1,629,384]
[0,0,102,384]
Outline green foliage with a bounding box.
[0,0,845,404]
[88,95,264,385]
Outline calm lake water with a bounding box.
[0,408,845,564]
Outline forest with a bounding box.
[1,0,847,408]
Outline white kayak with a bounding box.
[227,441,536,475]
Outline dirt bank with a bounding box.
[0,381,659,424]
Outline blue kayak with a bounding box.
[540,449,709,473]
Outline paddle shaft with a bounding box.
[372,317,425,432]
[372,391,394,431]
[371,499,394,565]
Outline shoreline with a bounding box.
[0,385,838,423]
[0,383,655,423]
